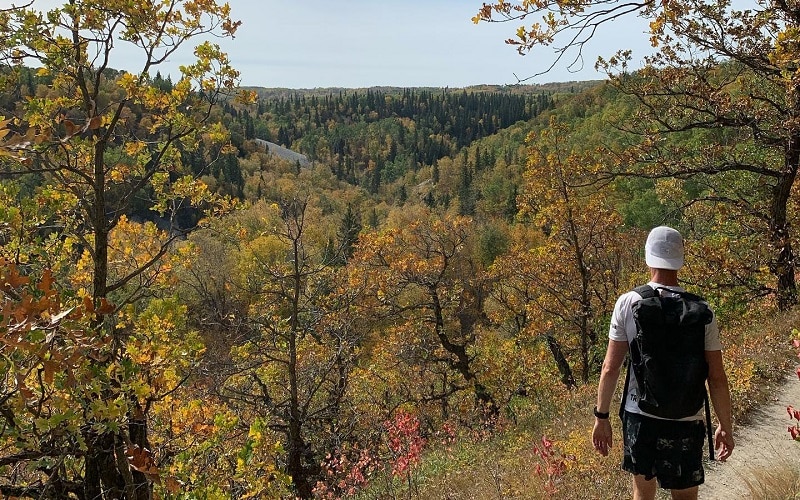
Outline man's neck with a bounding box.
[650,268,679,286]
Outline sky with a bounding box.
[24,0,654,89]
[214,1,654,89]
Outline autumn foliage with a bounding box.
[0,259,107,497]
[2,0,800,498]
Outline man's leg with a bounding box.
[632,474,657,500]
[670,486,699,500]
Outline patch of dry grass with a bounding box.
[743,464,800,499]
[402,383,632,499]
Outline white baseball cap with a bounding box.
[645,226,684,270]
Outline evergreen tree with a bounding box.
[367,208,380,228]
[335,204,362,265]
[458,156,475,216]
[397,184,407,205]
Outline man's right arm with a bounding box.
[706,349,735,461]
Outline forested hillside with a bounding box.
[0,1,798,499]
[226,85,557,196]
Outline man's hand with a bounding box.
[592,418,613,456]
[714,425,734,461]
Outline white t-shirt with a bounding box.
[609,281,722,421]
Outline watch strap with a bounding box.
[593,406,610,419]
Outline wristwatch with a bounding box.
[593,406,610,419]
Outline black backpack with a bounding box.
[621,284,716,458]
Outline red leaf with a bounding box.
[43,360,56,385]
[62,119,78,137]
[82,295,94,314]
[37,269,56,296]
[164,476,182,494]
[3,265,30,289]
[126,445,161,483]
[88,115,102,130]
[96,298,115,315]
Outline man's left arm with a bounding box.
[592,339,628,457]
[706,349,735,461]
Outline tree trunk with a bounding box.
[287,210,312,498]
[565,212,594,384]
[129,400,153,500]
[429,285,498,415]
[286,316,312,498]
[84,161,121,498]
[84,141,138,499]
[287,418,311,498]
[771,152,798,310]
[84,431,124,499]
[546,332,576,388]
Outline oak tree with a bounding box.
[491,118,635,384]
[348,208,498,420]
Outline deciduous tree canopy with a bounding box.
[477,0,800,309]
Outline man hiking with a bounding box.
[592,226,735,500]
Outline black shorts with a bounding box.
[622,411,706,490]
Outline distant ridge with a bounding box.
[244,81,603,100]
[253,138,310,167]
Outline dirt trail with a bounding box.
[700,372,800,499]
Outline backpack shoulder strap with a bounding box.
[653,286,706,303]
[619,360,631,420]
[705,392,715,461]
[633,284,657,298]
